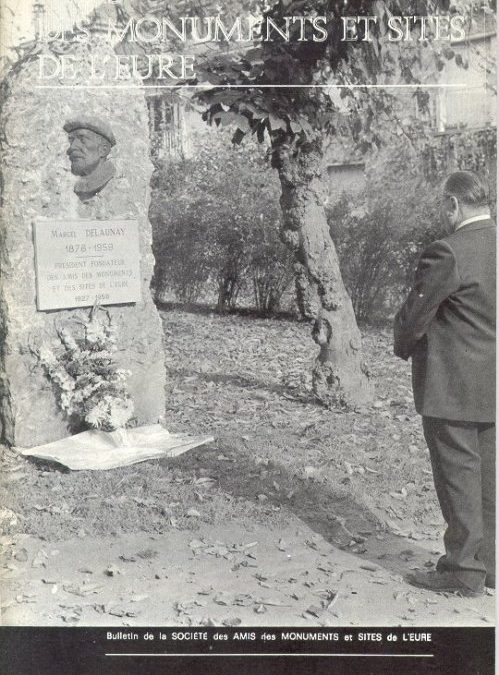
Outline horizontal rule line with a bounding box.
[33,83,468,90]
[105,653,435,658]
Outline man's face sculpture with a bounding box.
[67,128,109,177]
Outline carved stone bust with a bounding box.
[63,117,116,201]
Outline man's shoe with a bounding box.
[485,574,495,589]
[406,570,483,597]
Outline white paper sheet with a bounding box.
[16,424,214,471]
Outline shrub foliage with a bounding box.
[150,129,293,314]
[151,124,496,324]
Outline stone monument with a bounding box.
[0,42,166,447]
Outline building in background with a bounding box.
[325,12,496,203]
[435,14,496,132]
[146,94,203,161]
[422,14,496,193]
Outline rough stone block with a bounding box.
[0,43,166,447]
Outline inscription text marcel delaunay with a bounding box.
[34,220,142,311]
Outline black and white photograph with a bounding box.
[0,0,496,672]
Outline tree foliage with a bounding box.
[150,128,294,313]
[195,1,493,148]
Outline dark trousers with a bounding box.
[422,417,495,592]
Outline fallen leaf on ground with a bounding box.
[105,565,121,577]
[222,617,242,626]
[136,549,159,559]
[14,548,28,562]
[63,583,103,597]
[32,550,48,568]
[213,592,231,606]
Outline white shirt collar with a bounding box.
[455,214,491,231]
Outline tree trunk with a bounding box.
[272,134,373,407]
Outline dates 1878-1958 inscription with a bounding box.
[33,219,142,311]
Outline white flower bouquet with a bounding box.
[38,307,134,432]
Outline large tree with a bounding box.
[192,0,489,406]
[128,0,492,406]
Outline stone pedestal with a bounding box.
[0,43,166,447]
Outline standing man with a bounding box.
[394,170,495,597]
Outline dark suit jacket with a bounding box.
[394,218,496,422]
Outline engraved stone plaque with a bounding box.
[34,219,142,310]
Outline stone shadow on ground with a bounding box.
[166,443,437,582]
[166,366,315,404]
